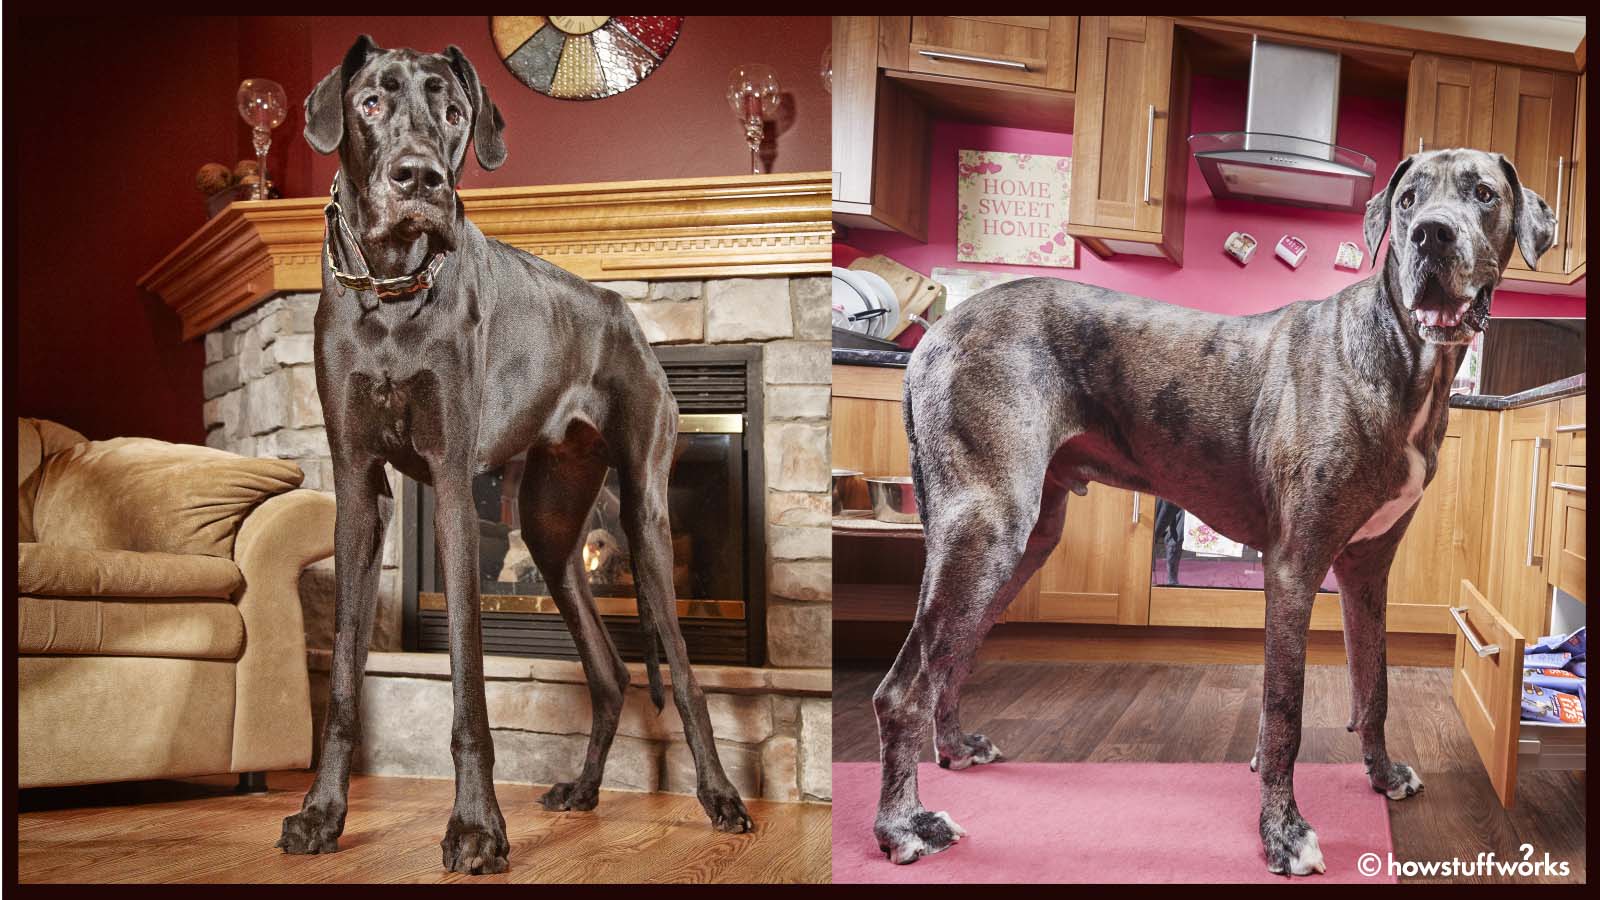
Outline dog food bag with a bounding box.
[1521,682,1585,725]
[1530,626,1586,661]
[1524,667,1584,692]
[1572,660,1587,678]
[1524,652,1573,668]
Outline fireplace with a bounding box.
[401,345,767,666]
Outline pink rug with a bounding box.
[833,762,1397,883]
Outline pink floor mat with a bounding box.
[833,762,1397,884]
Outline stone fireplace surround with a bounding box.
[143,174,832,802]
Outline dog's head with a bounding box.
[1364,149,1556,345]
[305,36,507,249]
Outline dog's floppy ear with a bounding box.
[1496,153,1557,269]
[445,46,507,172]
[1364,154,1415,267]
[304,35,380,155]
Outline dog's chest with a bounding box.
[1348,394,1432,544]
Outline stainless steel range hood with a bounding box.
[1190,38,1377,213]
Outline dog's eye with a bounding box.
[446,105,463,126]
[1474,183,1496,204]
[1398,190,1415,210]
[361,96,380,117]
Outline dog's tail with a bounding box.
[635,600,666,712]
[903,375,931,528]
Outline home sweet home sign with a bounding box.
[956,150,1074,268]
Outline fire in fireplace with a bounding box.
[402,345,767,665]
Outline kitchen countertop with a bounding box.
[835,347,1585,411]
[1449,373,1586,410]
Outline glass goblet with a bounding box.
[726,64,781,175]
[237,78,288,200]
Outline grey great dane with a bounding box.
[876,149,1556,874]
[274,36,753,875]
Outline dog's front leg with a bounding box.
[279,458,391,855]
[434,474,510,875]
[1257,549,1329,876]
[1334,534,1425,801]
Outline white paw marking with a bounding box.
[1290,829,1326,876]
[1386,766,1424,800]
[973,741,1002,764]
[945,755,974,771]
[890,836,927,865]
[933,810,966,838]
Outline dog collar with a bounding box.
[323,172,447,299]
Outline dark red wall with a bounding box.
[14,16,830,444]
[15,17,239,443]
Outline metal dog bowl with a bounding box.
[865,476,919,523]
[832,469,863,515]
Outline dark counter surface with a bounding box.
[1450,373,1586,411]
[833,348,911,369]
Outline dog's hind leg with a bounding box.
[933,479,1070,770]
[516,439,625,813]
[874,433,1054,863]
[279,457,390,856]
[616,406,753,833]
[1335,531,1424,801]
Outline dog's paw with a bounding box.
[440,819,510,875]
[876,810,966,865]
[699,787,755,833]
[1261,814,1324,876]
[937,733,1004,771]
[277,806,343,855]
[539,781,599,812]
[1370,761,1425,801]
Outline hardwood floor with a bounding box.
[17,772,830,883]
[835,661,1586,884]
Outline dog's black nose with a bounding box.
[1409,219,1456,252]
[389,157,446,196]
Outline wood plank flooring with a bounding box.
[835,661,1586,884]
[17,771,830,883]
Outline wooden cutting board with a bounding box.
[848,256,946,338]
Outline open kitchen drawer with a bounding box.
[1450,579,1585,808]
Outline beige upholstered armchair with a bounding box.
[16,418,334,789]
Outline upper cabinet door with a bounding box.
[906,16,1077,91]
[1404,54,1496,155]
[1565,73,1585,274]
[1492,65,1577,276]
[1069,16,1179,240]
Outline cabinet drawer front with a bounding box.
[907,16,1074,90]
[1449,579,1527,807]
[1548,466,1586,601]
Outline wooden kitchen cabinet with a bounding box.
[1385,408,1497,633]
[831,16,932,239]
[1067,16,1190,263]
[1403,55,1583,282]
[1492,65,1578,277]
[905,16,1076,92]
[1484,401,1557,643]
[1546,395,1585,602]
[1008,486,1153,625]
[1565,72,1585,275]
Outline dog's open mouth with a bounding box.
[1409,273,1472,332]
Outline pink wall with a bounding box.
[842,75,1585,321]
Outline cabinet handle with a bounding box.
[1556,423,1585,433]
[1143,104,1156,204]
[916,49,1028,71]
[1553,156,1564,245]
[1132,491,1141,524]
[1525,437,1548,567]
[1448,606,1501,658]
[1418,137,1425,154]
[1551,481,1586,494]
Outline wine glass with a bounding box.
[820,44,832,94]
[726,64,781,175]
[237,78,288,200]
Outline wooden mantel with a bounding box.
[139,172,832,339]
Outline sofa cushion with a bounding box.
[30,437,303,559]
[17,418,87,543]
[18,543,244,599]
[18,596,245,659]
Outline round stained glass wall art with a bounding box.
[490,16,684,100]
